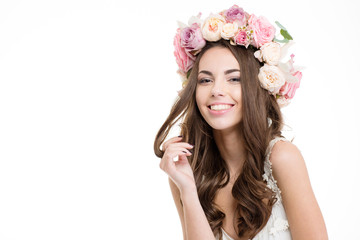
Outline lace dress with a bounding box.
[217,136,292,240]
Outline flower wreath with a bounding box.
[173,5,303,108]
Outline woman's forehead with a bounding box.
[199,47,240,73]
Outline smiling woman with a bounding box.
[154,5,327,240]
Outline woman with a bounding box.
[154,5,327,240]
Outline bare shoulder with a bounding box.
[269,140,328,239]
[268,140,309,198]
[269,140,310,204]
[269,139,303,168]
[269,140,312,193]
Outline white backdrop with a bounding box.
[0,0,359,239]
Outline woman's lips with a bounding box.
[208,104,234,115]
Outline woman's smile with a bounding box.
[208,103,235,115]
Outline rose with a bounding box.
[248,14,275,48]
[234,29,251,48]
[221,22,239,40]
[279,71,302,99]
[258,64,286,95]
[181,23,206,57]
[254,42,281,65]
[261,42,281,65]
[174,28,194,73]
[223,5,248,26]
[201,14,225,42]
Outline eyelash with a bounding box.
[198,78,241,84]
[229,78,241,82]
[198,78,211,84]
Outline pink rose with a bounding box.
[234,29,251,48]
[223,5,249,26]
[279,71,302,99]
[180,23,206,58]
[248,14,275,48]
[174,28,194,73]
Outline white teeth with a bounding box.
[210,104,232,111]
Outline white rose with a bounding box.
[221,22,238,40]
[258,64,286,94]
[201,14,225,42]
[260,42,281,65]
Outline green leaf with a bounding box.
[275,21,287,31]
[280,29,293,40]
[186,69,192,79]
[274,37,289,43]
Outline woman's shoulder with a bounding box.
[265,137,308,198]
[268,137,304,169]
[268,137,301,161]
[268,138,312,206]
[267,140,328,239]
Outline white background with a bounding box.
[0,0,359,239]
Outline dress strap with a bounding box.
[263,136,289,201]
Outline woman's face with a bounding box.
[196,46,242,132]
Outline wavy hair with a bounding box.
[154,39,285,239]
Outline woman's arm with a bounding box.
[160,136,216,240]
[169,178,187,240]
[169,178,216,240]
[270,140,328,240]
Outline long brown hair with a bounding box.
[154,39,285,239]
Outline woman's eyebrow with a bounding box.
[198,69,240,76]
[224,69,241,75]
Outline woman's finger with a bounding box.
[159,149,191,172]
[163,148,192,161]
[165,142,193,152]
[162,136,183,151]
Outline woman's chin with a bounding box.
[209,122,242,132]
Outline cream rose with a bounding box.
[201,14,225,41]
[258,64,286,94]
[260,42,281,65]
[221,22,239,40]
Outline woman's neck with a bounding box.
[213,127,246,178]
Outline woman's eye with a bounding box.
[229,78,241,82]
[198,78,212,84]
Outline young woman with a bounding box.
[154,5,327,240]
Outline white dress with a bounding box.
[217,136,292,240]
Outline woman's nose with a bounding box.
[211,79,225,97]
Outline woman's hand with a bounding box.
[159,136,196,194]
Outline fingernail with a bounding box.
[178,135,183,138]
